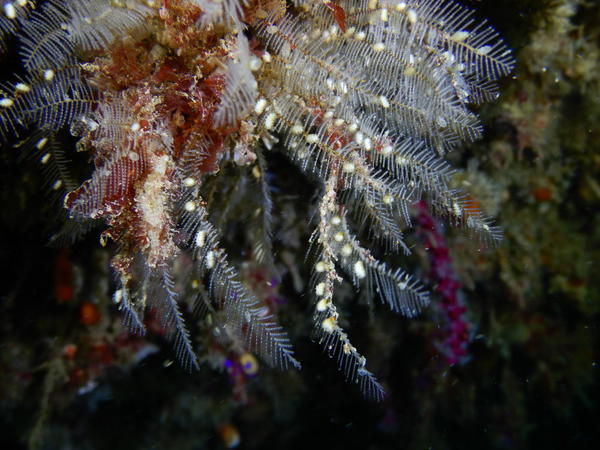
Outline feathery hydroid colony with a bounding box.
[0,0,513,399]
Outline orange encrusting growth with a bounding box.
[80,302,101,326]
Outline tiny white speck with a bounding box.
[355,31,367,41]
[321,317,336,333]
[354,131,364,145]
[254,98,268,114]
[52,179,63,190]
[404,66,416,76]
[130,122,141,132]
[36,137,48,150]
[407,9,418,24]
[379,95,390,108]
[331,216,341,226]
[15,82,30,93]
[354,260,366,279]
[0,98,14,107]
[363,138,372,151]
[44,69,55,81]
[341,244,352,257]
[381,8,389,22]
[477,45,493,56]
[451,31,470,42]
[206,250,215,269]
[249,56,261,71]
[3,3,16,20]
[261,52,272,63]
[184,201,196,212]
[183,177,196,187]
[453,202,463,217]
[343,162,355,173]
[372,42,385,52]
[40,153,51,165]
[195,230,206,248]
[305,134,319,144]
[316,298,329,312]
[290,124,303,135]
[396,155,409,165]
[264,112,277,130]
[315,282,326,297]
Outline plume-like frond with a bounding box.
[65,0,153,53]
[185,203,300,370]
[214,33,259,126]
[0,0,513,399]
[311,174,386,400]
[193,0,246,26]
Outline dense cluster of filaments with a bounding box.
[0,0,513,399]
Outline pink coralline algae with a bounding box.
[415,201,471,365]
